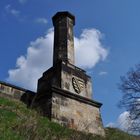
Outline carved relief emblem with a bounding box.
[72,77,84,94]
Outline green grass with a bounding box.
[0,96,139,140]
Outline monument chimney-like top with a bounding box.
[52,11,75,66]
[52,11,75,25]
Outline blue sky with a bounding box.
[0,0,140,129]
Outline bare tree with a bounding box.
[119,64,140,134]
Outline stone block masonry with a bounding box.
[51,87,105,136]
[30,11,105,136]
[0,81,35,107]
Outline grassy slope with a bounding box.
[0,96,139,140]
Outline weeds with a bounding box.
[0,96,139,140]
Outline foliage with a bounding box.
[0,96,139,140]
[119,64,140,134]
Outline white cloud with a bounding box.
[106,111,132,132]
[106,122,116,128]
[5,4,20,17]
[117,111,132,131]
[75,29,108,68]
[99,71,108,76]
[35,18,48,24]
[7,28,108,91]
[8,29,53,90]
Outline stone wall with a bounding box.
[0,81,35,107]
[0,81,25,99]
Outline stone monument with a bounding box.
[33,11,105,136]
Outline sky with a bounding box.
[0,0,140,130]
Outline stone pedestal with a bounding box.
[33,11,105,136]
[33,61,105,136]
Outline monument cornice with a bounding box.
[51,86,102,108]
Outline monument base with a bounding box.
[33,86,105,136]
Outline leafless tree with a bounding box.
[119,64,140,135]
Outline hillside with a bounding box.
[0,95,139,140]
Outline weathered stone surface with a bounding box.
[0,81,25,99]
[61,62,92,98]
[53,11,75,65]
[51,91,104,136]
[37,62,93,99]
[34,11,105,136]
[0,81,35,107]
